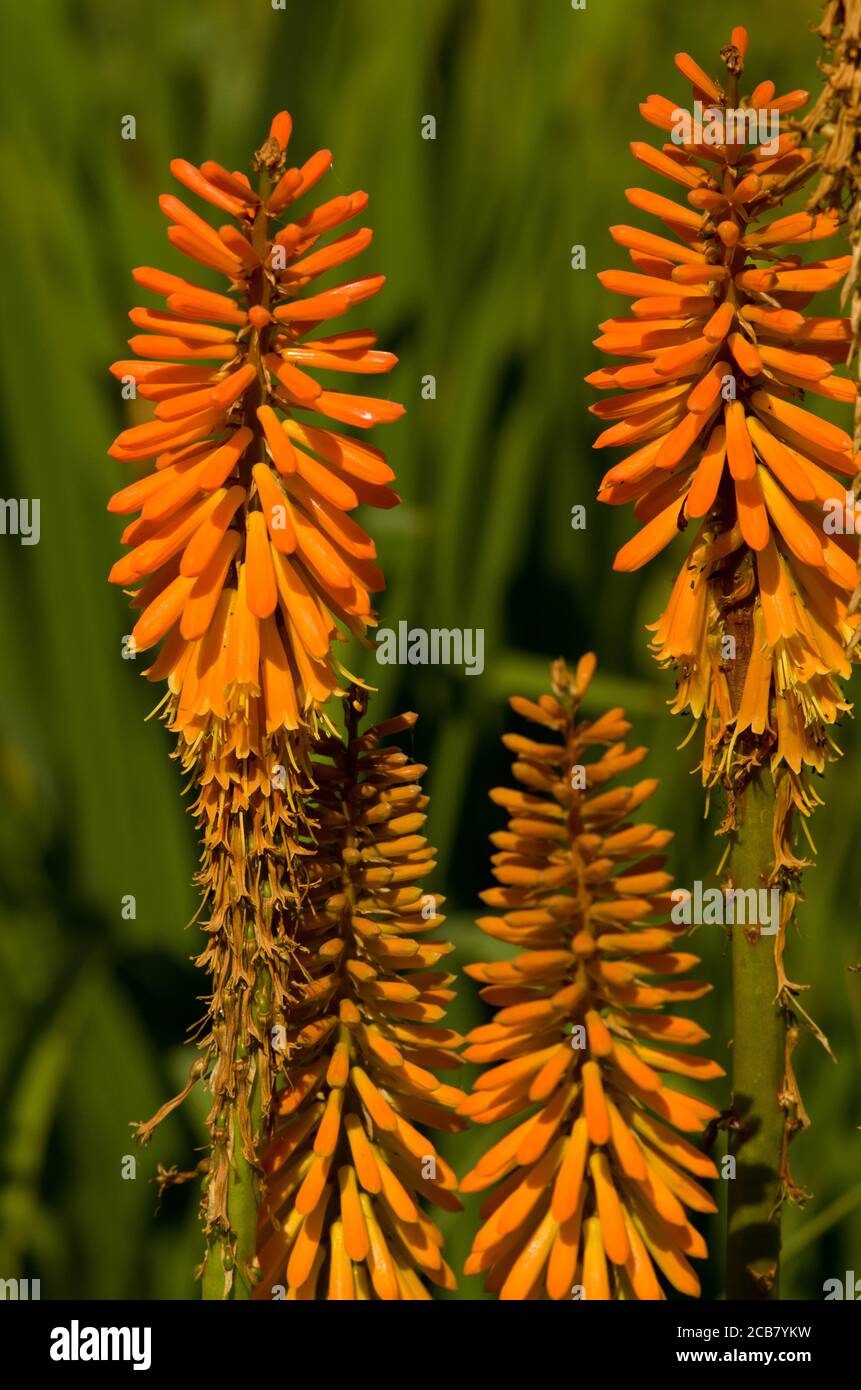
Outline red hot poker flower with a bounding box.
[108,111,403,754]
[589,28,858,852]
[460,657,720,1300]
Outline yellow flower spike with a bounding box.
[461,657,720,1300]
[254,698,464,1300]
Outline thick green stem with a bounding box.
[726,768,784,1300]
[201,1063,262,1301]
[202,942,270,1301]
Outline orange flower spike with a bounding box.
[589,30,859,836]
[462,658,720,1300]
[108,111,403,747]
[254,704,465,1300]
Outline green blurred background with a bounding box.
[1,0,859,1300]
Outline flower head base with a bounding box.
[590,28,857,847]
[255,702,464,1299]
[460,657,720,1300]
[108,112,402,758]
